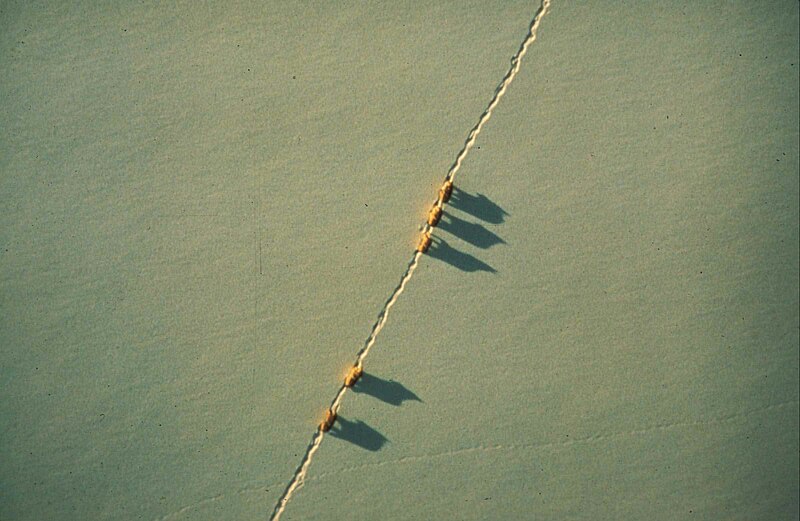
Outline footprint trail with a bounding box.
[270,2,552,519]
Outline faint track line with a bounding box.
[154,400,797,521]
[155,481,284,521]
[308,399,800,482]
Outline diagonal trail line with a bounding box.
[442,0,552,188]
[270,254,421,521]
[270,2,552,519]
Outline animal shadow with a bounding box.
[352,373,422,407]
[449,187,509,224]
[438,212,504,250]
[428,237,496,273]
[329,416,388,452]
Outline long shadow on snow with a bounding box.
[449,187,509,224]
[329,416,388,452]
[428,237,496,273]
[438,212,505,250]
[352,373,422,407]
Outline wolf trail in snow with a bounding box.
[270,2,552,519]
